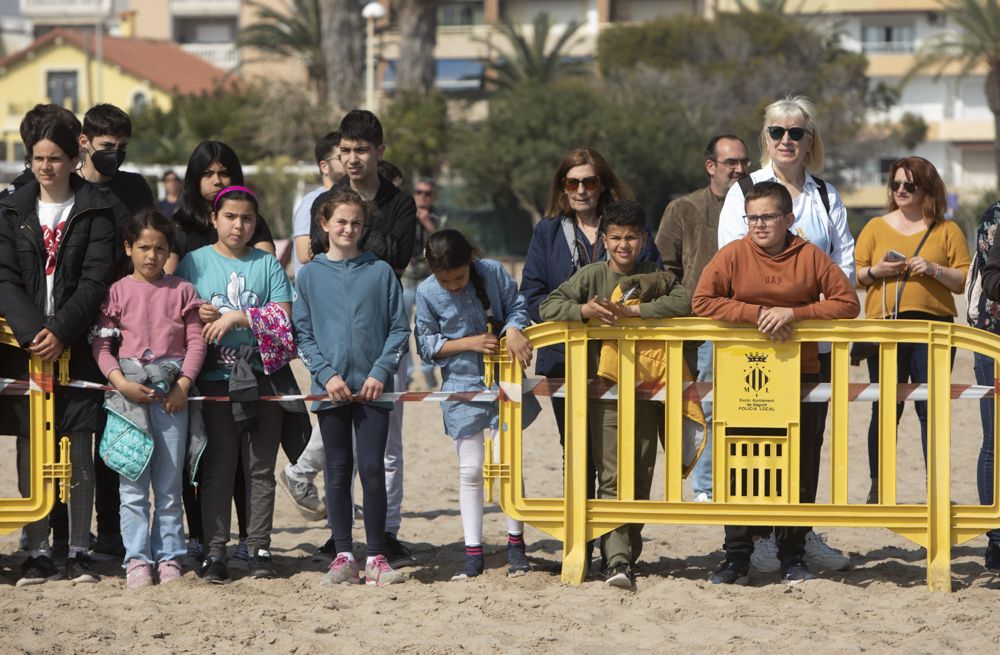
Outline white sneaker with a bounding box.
[694,492,711,502]
[750,532,780,573]
[803,531,850,571]
[277,465,327,521]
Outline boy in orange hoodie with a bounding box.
[692,181,859,584]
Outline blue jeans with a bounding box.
[690,341,714,496]
[120,402,188,564]
[973,352,1000,542]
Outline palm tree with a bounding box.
[479,13,588,91]
[237,0,329,103]
[395,0,439,94]
[320,0,365,111]
[910,0,1000,192]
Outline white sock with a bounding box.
[455,434,485,547]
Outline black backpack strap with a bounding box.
[738,175,753,199]
[813,176,831,216]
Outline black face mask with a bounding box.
[90,148,126,178]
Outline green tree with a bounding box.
[381,90,449,182]
[910,0,1000,192]
[395,0,439,93]
[238,0,328,103]
[480,13,589,90]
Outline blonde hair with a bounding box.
[758,95,824,173]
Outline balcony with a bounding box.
[861,40,915,54]
[181,43,239,71]
[170,0,240,16]
[19,0,112,18]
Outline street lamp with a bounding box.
[362,1,387,112]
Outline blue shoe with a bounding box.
[709,557,750,585]
[985,540,1000,572]
[451,554,484,580]
[779,556,816,584]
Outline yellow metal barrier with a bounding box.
[491,317,1000,592]
[0,318,72,535]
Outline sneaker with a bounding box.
[804,531,850,571]
[66,552,100,583]
[506,543,532,577]
[709,557,750,585]
[277,466,326,522]
[312,537,337,563]
[230,540,250,571]
[157,559,183,584]
[322,553,362,585]
[89,533,125,562]
[51,542,69,571]
[16,555,63,587]
[780,556,817,584]
[249,549,276,579]
[604,563,636,591]
[451,554,485,580]
[365,554,406,587]
[125,559,154,590]
[694,492,712,502]
[199,556,229,584]
[750,532,780,573]
[985,540,1000,572]
[384,532,417,568]
[186,539,204,565]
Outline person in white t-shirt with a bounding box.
[292,131,345,277]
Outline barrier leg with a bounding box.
[561,331,589,584]
[926,333,953,591]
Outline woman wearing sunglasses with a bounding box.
[520,148,660,551]
[855,156,970,503]
[716,95,855,574]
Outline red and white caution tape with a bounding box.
[1,377,998,403]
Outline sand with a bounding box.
[1,302,999,654]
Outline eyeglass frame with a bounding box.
[742,212,789,226]
[711,158,751,169]
[766,126,812,142]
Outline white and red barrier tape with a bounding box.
[0,376,997,403]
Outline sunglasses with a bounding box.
[743,212,786,226]
[766,126,811,141]
[890,180,917,193]
[563,176,600,192]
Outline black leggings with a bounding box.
[319,404,390,557]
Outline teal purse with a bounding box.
[99,409,154,482]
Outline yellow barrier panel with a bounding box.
[0,318,72,535]
[490,317,1000,592]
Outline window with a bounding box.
[46,71,78,112]
[861,24,916,53]
[174,17,237,44]
[438,1,483,26]
[382,59,484,92]
[131,92,149,116]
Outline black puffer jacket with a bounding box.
[0,175,116,432]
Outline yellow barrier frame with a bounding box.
[0,318,72,535]
[492,317,1000,592]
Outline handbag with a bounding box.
[850,223,936,365]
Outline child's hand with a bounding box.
[28,328,64,361]
[757,306,795,341]
[466,333,500,354]
[118,379,155,404]
[505,328,533,369]
[199,303,221,323]
[202,310,247,343]
[357,376,384,402]
[325,374,352,403]
[581,296,619,325]
[163,377,191,414]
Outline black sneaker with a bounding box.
[16,555,63,587]
[311,536,337,563]
[780,556,817,584]
[249,549,276,579]
[89,533,125,562]
[51,542,69,571]
[66,552,100,583]
[200,556,230,584]
[450,554,485,580]
[985,540,1000,572]
[604,563,636,591]
[506,543,532,577]
[709,557,750,585]
[385,532,417,568]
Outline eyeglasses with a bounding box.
[713,158,750,169]
[889,180,917,193]
[743,212,786,226]
[766,126,811,141]
[414,189,434,196]
[563,176,600,192]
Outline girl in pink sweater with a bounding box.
[92,209,205,589]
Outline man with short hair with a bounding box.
[158,170,181,217]
[293,132,344,277]
[403,177,445,389]
[654,135,749,502]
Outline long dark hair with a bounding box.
[173,140,244,233]
[544,147,632,219]
[424,229,489,311]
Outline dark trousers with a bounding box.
[92,411,120,539]
[319,403,390,557]
[973,352,1000,542]
[199,376,283,559]
[723,373,823,561]
[549,365,597,501]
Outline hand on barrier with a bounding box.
[465,332,500,355]
[504,327,533,369]
[28,328,64,361]
[582,295,632,325]
[757,306,795,341]
[325,374,353,402]
[357,376,384,402]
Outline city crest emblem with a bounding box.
[743,352,770,395]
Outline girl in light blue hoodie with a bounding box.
[293,188,409,587]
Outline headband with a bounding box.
[213,185,258,212]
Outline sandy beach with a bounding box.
[1,300,998,654]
